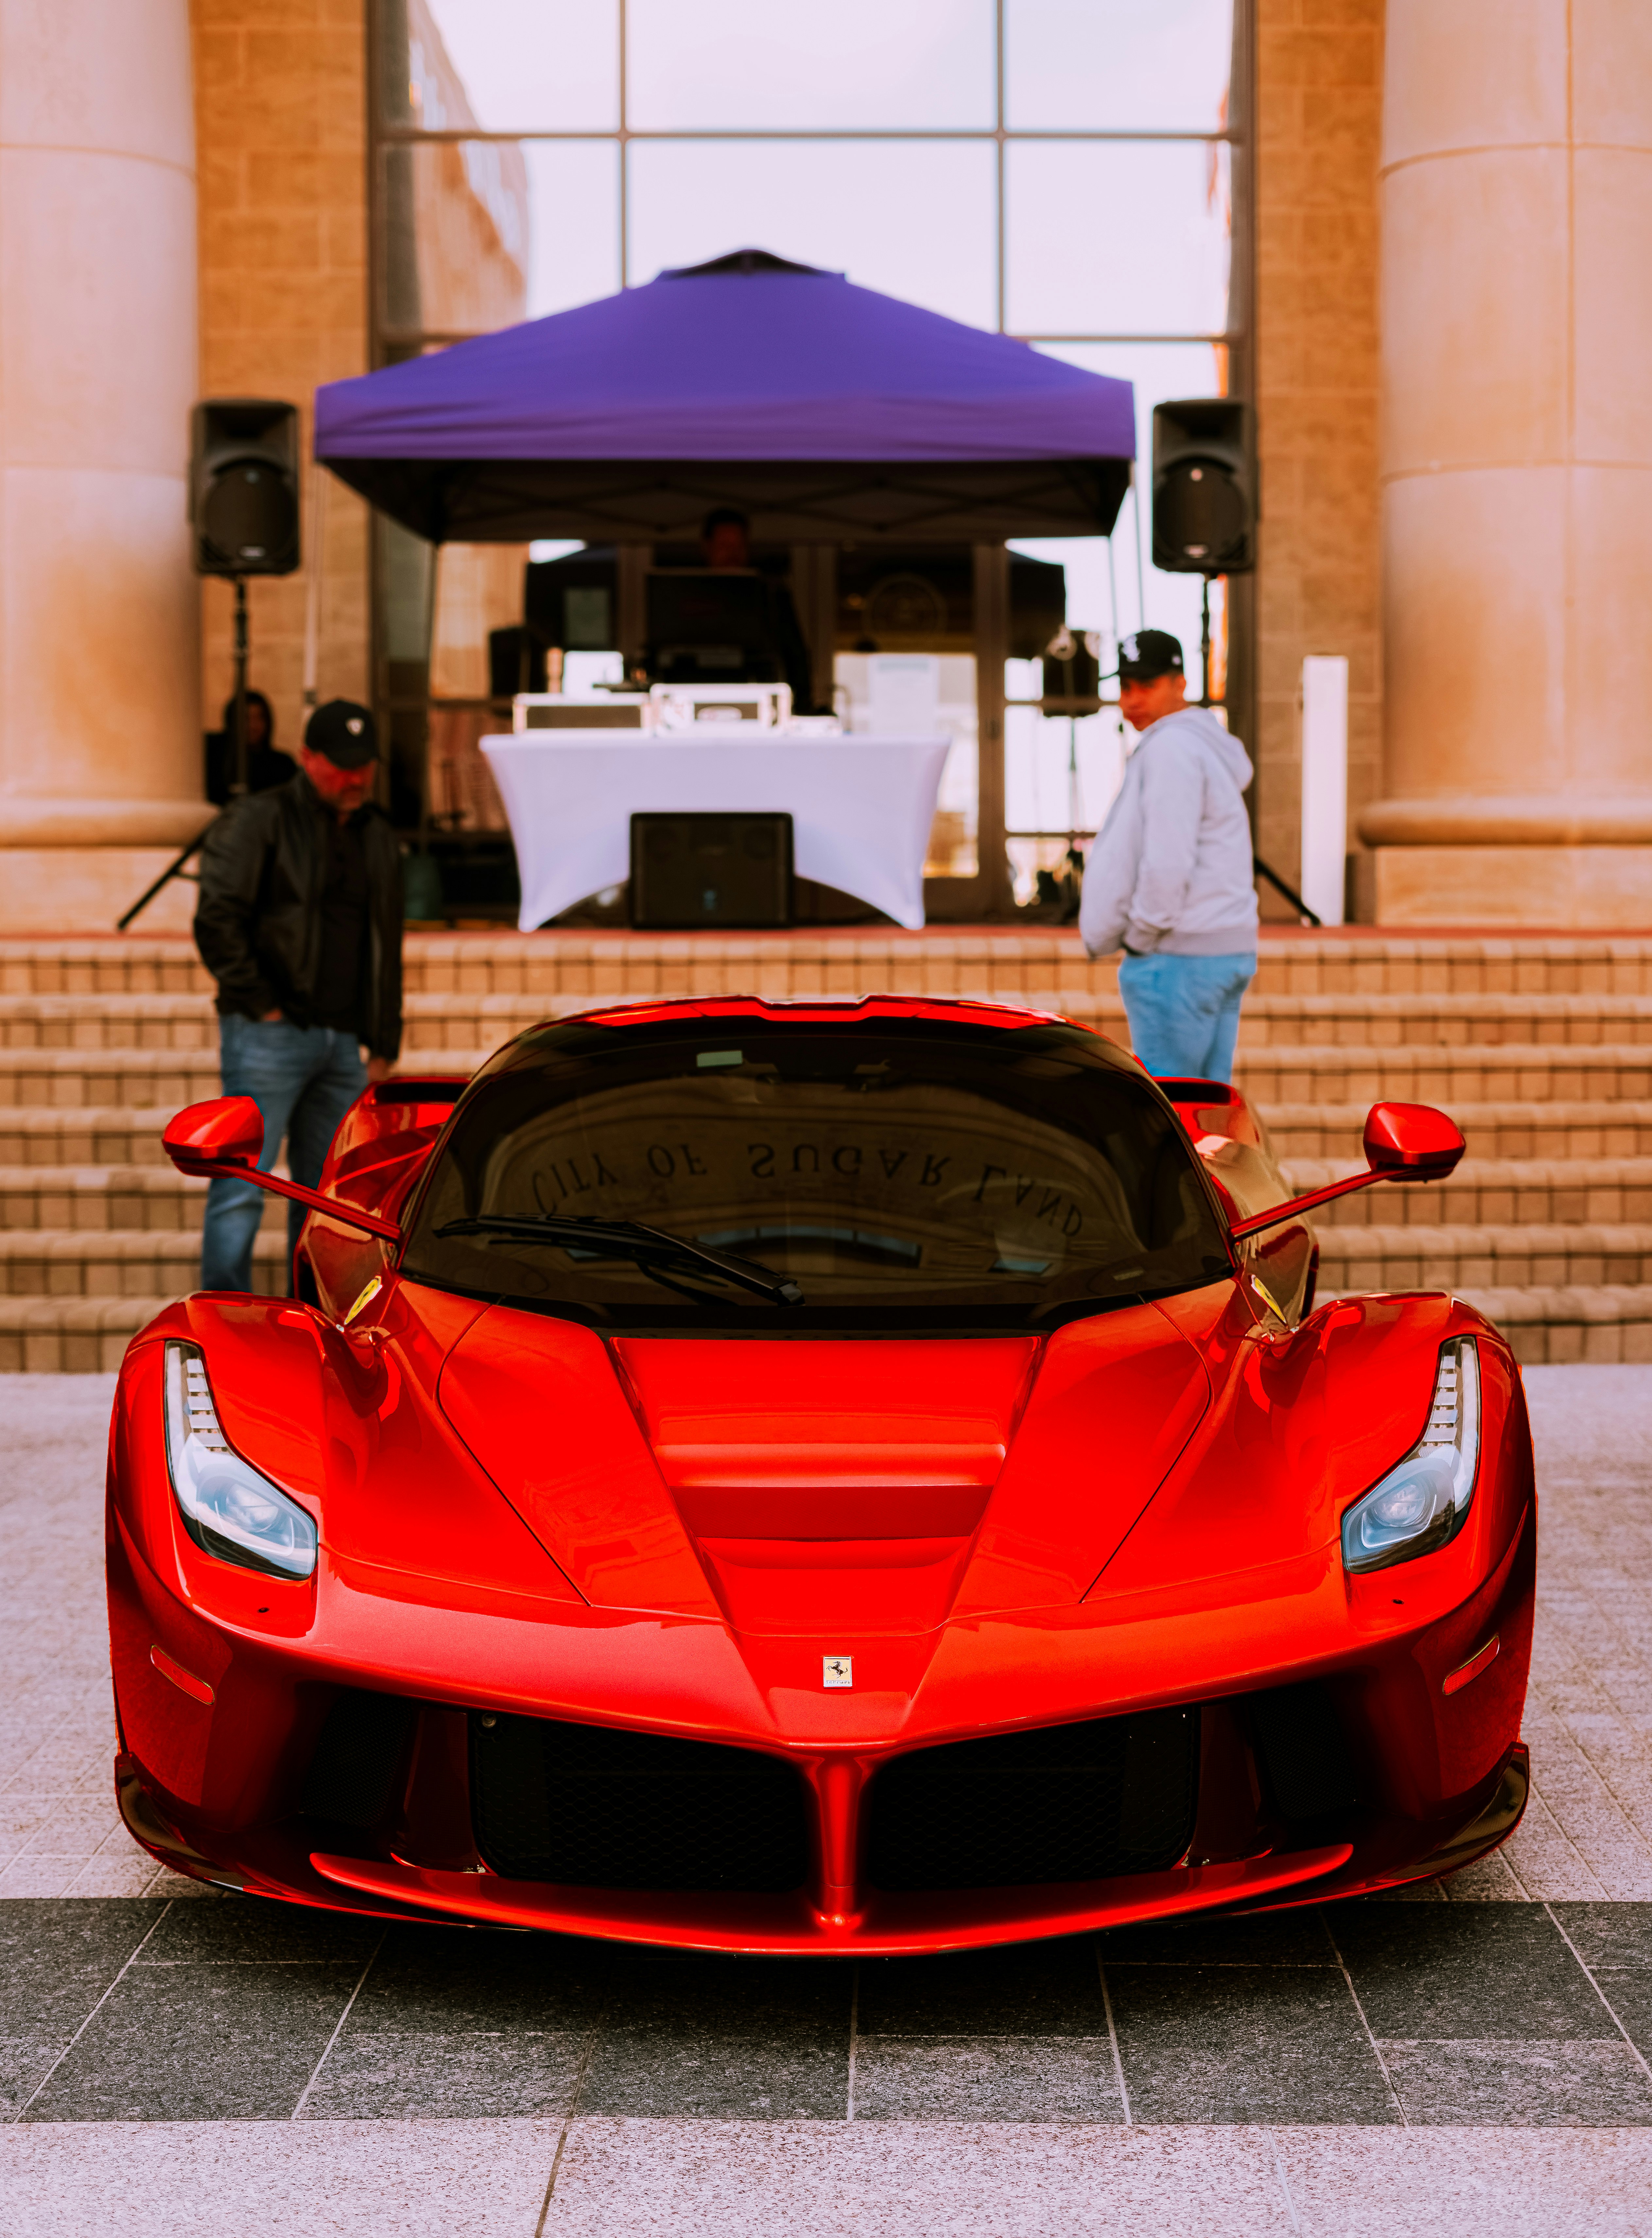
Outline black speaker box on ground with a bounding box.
[190,399,301,577]
[1152,399,1258,576]
[630,813,793,929]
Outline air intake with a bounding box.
[300,1690,417,1828]
[470,1713,809,1891]
[867,1707,1199,1891]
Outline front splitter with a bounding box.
[305,1843,1355,1956]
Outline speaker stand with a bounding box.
[231,573,251,797]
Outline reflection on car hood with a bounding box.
[437,1301,1212,1634]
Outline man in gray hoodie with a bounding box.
[1078,630,1258,1083]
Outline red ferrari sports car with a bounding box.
[108,995,1534,1953]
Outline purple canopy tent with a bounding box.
[314,251,1135,545]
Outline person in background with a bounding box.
[1078,629,1259,1084]
[193,700,404,1292]
[699,506,818,712]
[204,690,297,805]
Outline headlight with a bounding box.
[1341,1336,1480,1574]
[162,1341,318,1580]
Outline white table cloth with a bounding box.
[480,732,952,931]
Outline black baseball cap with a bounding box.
[1107,630,1185,683]
[304,700,379,768]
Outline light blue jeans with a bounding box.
[200,1015,367,1292]
[1118,951,1256,1084]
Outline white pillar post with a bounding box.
[1300,655,1349,928]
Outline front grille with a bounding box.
[469,1713,810,1891]
[866,1707,1200,1890]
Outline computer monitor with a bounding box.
[645,570,779,683]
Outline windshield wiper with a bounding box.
[433,1214,804,1306]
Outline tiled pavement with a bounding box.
[1,1367,1651,2235]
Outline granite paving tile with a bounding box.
[599,1954,852,2038]
[1098,1911,1336,1967]
[1105,1963,1398,2125]
[547,2118,1299,2235]
[1330,1902,1619,2040]
[1589,1971,1652,2064]
[0,1857,86,1897]
[1550,1900,1652,1969]
[23,1957,367,2121]
[300,2028,591,2120]
[0,1797,52,1860]
[1498,1791,1607,1899]
[1277,2127,1652,2238]
[850,2037,1124,2122]
[581,2030,851,2119]
[333,1922,610,2031]
[18,1794,131,1859]
[0,1897,156,2043]
[580,1954,852,2120]
[1376,2037,1652,2125]
[857,1937,1107,2037]
[0,2116,566,2238]
[1441,1848,1529,1899]
[62,1854,169,1896]
[139,1893,382,1967]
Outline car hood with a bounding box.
[438,1300,1212,1632]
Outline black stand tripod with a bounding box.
[117,575,250,931]
[230,574,251,797]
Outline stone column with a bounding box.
[0,0,202,932]
[1362,0,1652,926]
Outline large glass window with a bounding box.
[371,0,1251,913]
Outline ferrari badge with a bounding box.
[823,1655,853,1689]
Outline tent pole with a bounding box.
[973,542,1011,919]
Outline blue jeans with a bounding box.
[1118,951,1256,1084]
[200,1015,367,1292]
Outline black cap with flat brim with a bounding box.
[1103,630,1185,683]
[304,699,379,768]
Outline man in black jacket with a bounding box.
[194,700,404,1292]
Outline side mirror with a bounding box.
[163,1096,264,1176]
[161,1096,403,1245]
[1229,1101,1465,1241]
[1363,1101,1466,1181]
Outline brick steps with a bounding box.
[13,1040,1651,1113]
[1452,1286,1652,1363]
[11,987,1652,1054]
[0,930,1644,1368]
[5,932,1652,1000]
[0,1295,180,1373]
[0,1106,187,1165]
[0,1229,285,1297]
[1234,1045,1652,1103]
[1281,1158,1652,1227]
[0,1167,287,1233]
[1317,1223,1652,1291]
[1265,1101,1652,1160]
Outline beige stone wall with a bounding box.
[192,0,372,766]
[0,0,204,930]
[1253,0,1384,919]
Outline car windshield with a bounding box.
[401,1016,1232,1333]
